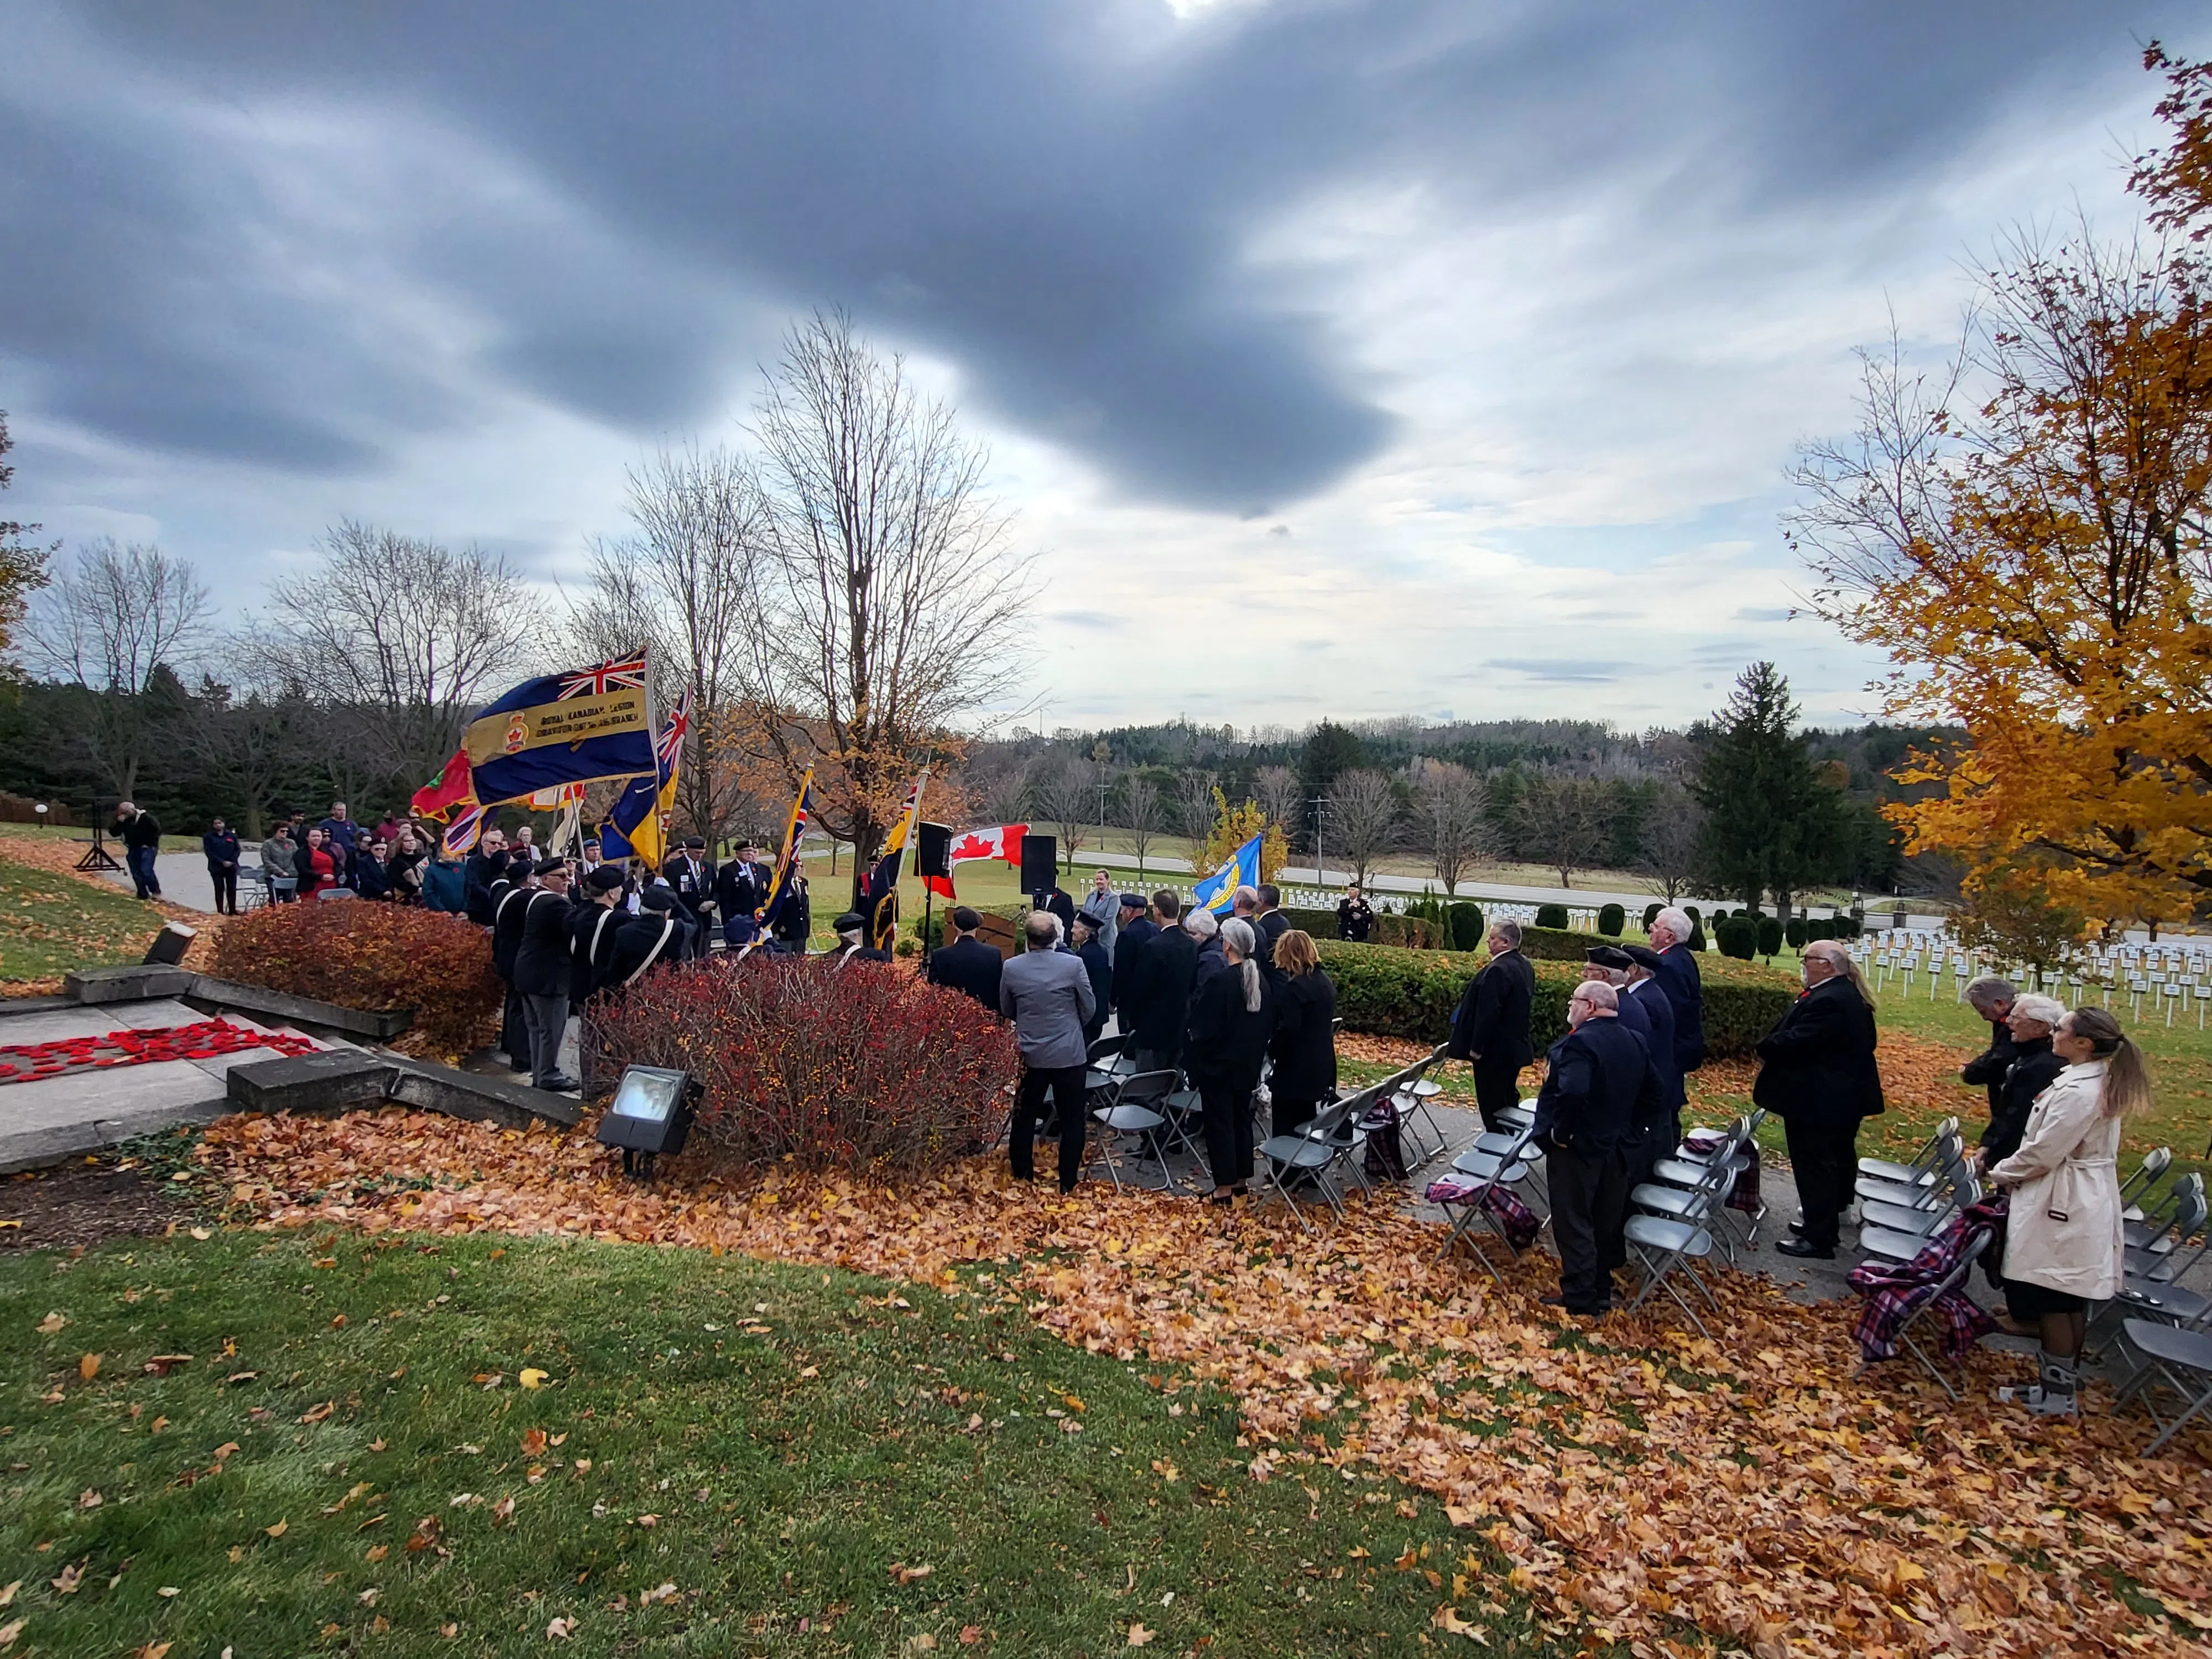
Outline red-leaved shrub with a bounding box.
[585,958,1019,1176]
[206,901,502,1056]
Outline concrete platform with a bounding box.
[0,996,341,1173]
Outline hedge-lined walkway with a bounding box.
[187,1109,2212,1659]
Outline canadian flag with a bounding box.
[929,822,1027,898]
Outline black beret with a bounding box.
[683,836,707,849]
[951,906,982,931]
[1585,945,1636,969]
[640,886,679,911]
[588,866,628,893]
[1118,893,1146,910]
[833,911,867,932]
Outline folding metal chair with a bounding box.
[2119,1146,2175,1224]
[1387,1044,1454,1171]
[2111,1319,2212,1455]
[1623,1179,1723,1338]
[1087,1070,1186,1193]
[1256,1088,1375,1228]
[1853,1230,1994,1402]
[2125,1173,2205,1258]
[1629,1119,1745,1262]
[1432,1121,1544,1282]
[1649,1115,1756,1259]
[1856,1117,1960,1186]
[1856,1130,1964,1209]
[1860,1172,1981,1264]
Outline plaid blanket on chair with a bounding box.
[1681,1129,1764,1213]
[1424,1177,1543,1250]
[1846,1194,2006,1361]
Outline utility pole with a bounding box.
[1308,794,1327,886]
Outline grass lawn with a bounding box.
[0,852,169,989]
[0,1225,1554,1658]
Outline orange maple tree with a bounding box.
[1790,45,2212,926]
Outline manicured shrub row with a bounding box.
[587,958,1019,1175]
[1313,940,1797,1059]
[1279,906,1441,949]
[207,900,501,1056]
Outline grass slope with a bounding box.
[0,1230,1560,1658]
[0,853,166,988]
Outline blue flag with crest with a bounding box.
[1191,832,1261,916]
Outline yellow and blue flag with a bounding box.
[465,651,657,806]
[743,767,820,954]
[1192,832,1261,915]
[599,688,690,867]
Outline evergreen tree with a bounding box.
[1691,663,1850,916]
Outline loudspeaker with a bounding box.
[916,821,952,880]
[143,921,198,967]
[1019,833,1058,895]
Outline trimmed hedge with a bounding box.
[1280,906,1440,949]
[1597,902,1625,936]
[1534,902,1569,930]
[1716,915,1757,959]
[1312,938,1797,1059]
[1447,902,1484,952]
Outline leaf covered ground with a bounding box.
[139,1107,2212,1659]
[1,1222,1538,1658]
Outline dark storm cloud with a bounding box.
[1,0,2189,508]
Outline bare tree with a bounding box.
[1117,772,1164,875]
[571,446,769,842]
[1327,768,1402,889]
[0,411,55,671]
[251,521,546,785]
[1512,771,1614,888]
[1254,764,1303,846]
[731,310,1035,904]
[966,747,1035,826]
[1030,758,1091,870]
[26,538,212,799]
[27,538,210,693]
[1411,759,1490,895]
[1634,781,1705,901]
[178,675,302,839]
[1173,768,1219,864]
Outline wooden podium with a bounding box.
[972,912,1021,960]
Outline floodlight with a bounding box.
[595,1064,698,1177]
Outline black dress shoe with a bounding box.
[538,1073,582,1093]
[1775,1236,1835,1259]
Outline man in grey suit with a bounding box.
[999,910,1097,1193]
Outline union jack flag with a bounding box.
[655,688,692,777]
[555,653,650,701]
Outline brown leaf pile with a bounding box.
[194,1110,2212,1658]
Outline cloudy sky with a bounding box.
[2,1,2203,731]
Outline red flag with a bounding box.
[410,746,474,822]
[946,823,1027,867]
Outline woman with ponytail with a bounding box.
[1986,1006,2148,1417]
[1183,917,1274,1204]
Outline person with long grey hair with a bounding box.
[1182,916,1274,1203]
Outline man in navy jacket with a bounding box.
[1647,906,1707,1075]
[1533,981,1660,1316]
[927,907,1004,1013]
[1447,919,1536,1131]
[1757,941,1884,1259]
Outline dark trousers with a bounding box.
[127,844,161,899]
[500,983,531,1070]
[1013,1063,1087,1192]
[1132,1047,1177,1079]
[1472,1058,1522,1134]
[1783,1117,1860,1249]
[1550,1141,1628,1311]
[210,865,238,914]
[1199,1079,1255,1187]
[521,993,570,1088]
[1273,1092,1321,1138]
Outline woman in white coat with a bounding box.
[1986,1006,2153,1416]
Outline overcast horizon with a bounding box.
[4,2,2206,733]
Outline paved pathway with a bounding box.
[98,851,228,915]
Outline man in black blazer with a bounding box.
[1532,981,1659,1315]
[1112,894,1157,1020]
[1959,975,2020,1121]
[1254,884,1291,967]
[511,858,582,1093]
[712,839,774,950]
[1448,919,1536,1131]
[1121,890,1199,1074]
[1647,906,1707,1076]
[1756,940,1884,1258]
[927,906,1004,1013]
[661,837,716,929]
